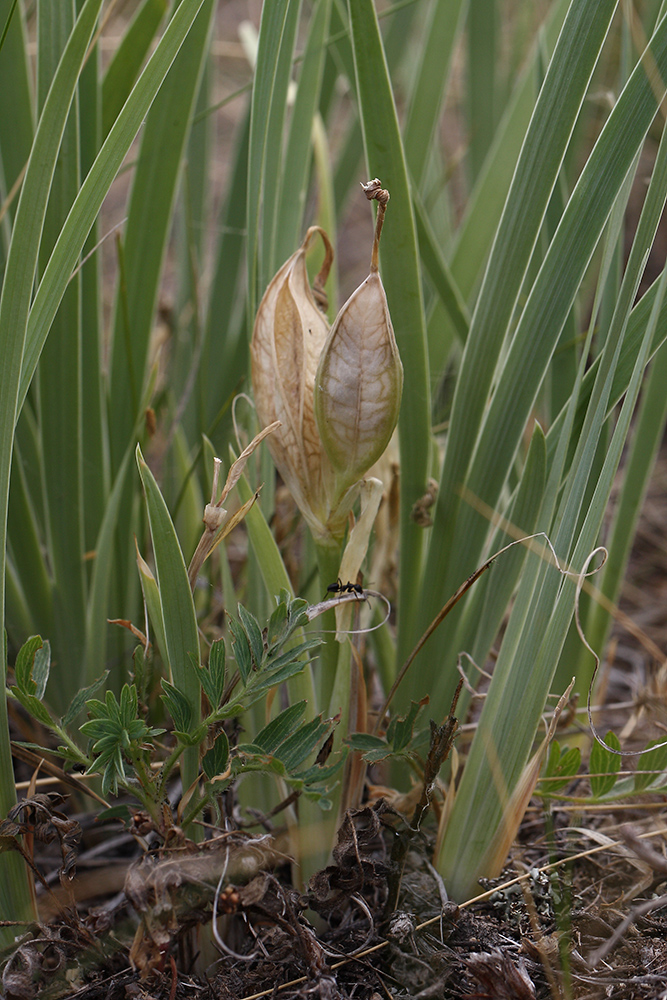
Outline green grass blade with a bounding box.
[107,0,215,471]
[5,551,33,640]
[413,191,469,345]
[473,15,667,543]
[549,264,667,465]
[0,634,35,941]
[19,0,210,417]
[102,0,167,139]
[348,0,431,657]
[260,2,302,284]
[581,339,667,688]
[201,107,250,436]
[77,22,107,558]
[246,0,301,317]
[0,0,33,226]
[36,2,87,712]
[136,445,200,793]
[6,453,53,648]
[438,100,667,898]
[432,0,617,576]
[0,0,103,937]
[455,422,547,683]
[466,0,498,183]
[413,4,667,713]
[274,0,331,265]
[450,0,570,304]
[3,0,102,424]
[402,0,467,191]
[83,445,134,685]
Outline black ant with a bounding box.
[326,578,364,598]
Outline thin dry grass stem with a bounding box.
[0,161,27,227]
[376,524,605,732]
[373,559,495,732]
[10,743,109,807]
[456,651,491,699]
[586,825,667,966]
[448,488,667,759]
[460,486,666,664]
[69,217,128,281]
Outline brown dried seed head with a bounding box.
[250,227,335,537]
[314,184,402,497]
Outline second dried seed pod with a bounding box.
[314,182,403,500]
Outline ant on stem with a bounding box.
[326,578,364,598]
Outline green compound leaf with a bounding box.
[13,636,43,696]
[634,738,667,793]
[11,691,53,730]
[237,603,264,669]
[202,730,230,781]
[207,639,226,706]
[228,616,252,685]
[253,702,307,755]
[273,715,333,772]
[31,641,50,700]
[267,597,289,649]
[61,670,109,729]
[161,680,193,735]
[539,742,581,796]
[386,698,428,754]
[590,731,621,798]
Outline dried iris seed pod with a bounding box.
[314,181,403,499]
[251,226,335,539]
[251,182,402,544]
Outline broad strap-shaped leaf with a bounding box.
[136,445,199,682]
[420,0,618,643]
[19,0,210,413]
[101,0,167,139]
[136,445,200,797]
[247,0,301,316]
[0,7,104,926]
[107,0,215,473]
[274,0,332,265]
[414,4,667,713]
[348,0,431,655]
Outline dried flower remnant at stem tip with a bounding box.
[361,178,389,274]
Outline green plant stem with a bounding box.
[302,637,352,884]
[157,742,188,799]
[314,538,343,714]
